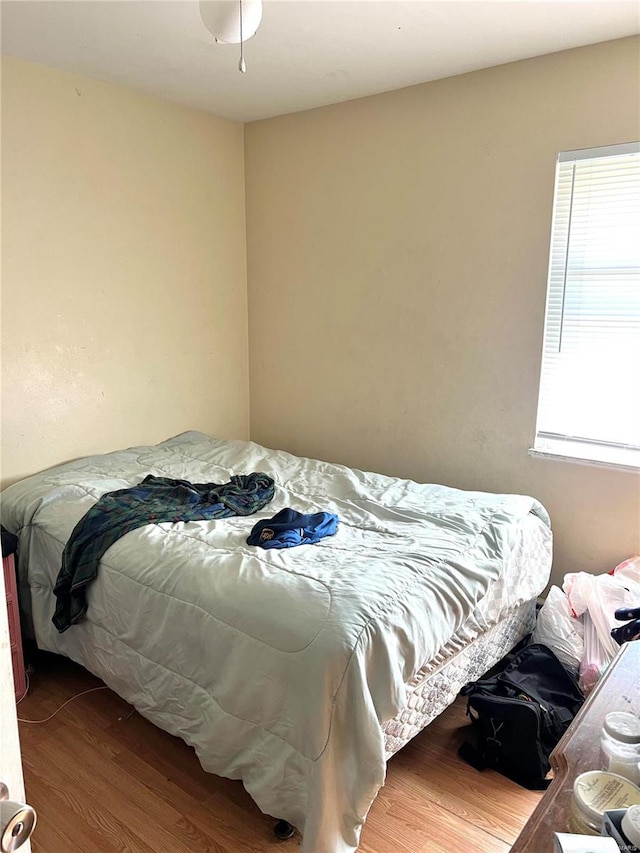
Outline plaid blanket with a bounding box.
[52,473,275,632]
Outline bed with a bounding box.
[0,430,552,852]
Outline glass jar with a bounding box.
[601,711,640,784]
[569,770,640,835]
[621,804,640,850]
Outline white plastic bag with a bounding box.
[611,554,640,588]
[563,564,640,693]
[532,586,584,671]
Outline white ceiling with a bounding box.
[2,0,639,123]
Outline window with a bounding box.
[533,142,640,470]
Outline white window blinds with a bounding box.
[534,142,640,469]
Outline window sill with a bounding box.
[529,447,640,473]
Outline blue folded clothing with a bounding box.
[247,507,339,549]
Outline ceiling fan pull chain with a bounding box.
[239,0,246,73]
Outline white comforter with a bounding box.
[1,431,550,852]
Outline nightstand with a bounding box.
[511,641,640,852]
[3,552,27,701]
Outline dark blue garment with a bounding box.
[53,473,275,632]
[247,507,339,549]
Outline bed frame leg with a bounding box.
[274,819,295,840]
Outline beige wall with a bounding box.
[3,43,639,586]
[245,37,640,587]
[1,56,249,487]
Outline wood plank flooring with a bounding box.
[16,652,541,852]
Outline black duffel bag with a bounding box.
[458,642,584,790]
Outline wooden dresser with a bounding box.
[511,641,640,852]
[3,551,27,701]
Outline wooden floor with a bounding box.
[17,652,541,853]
